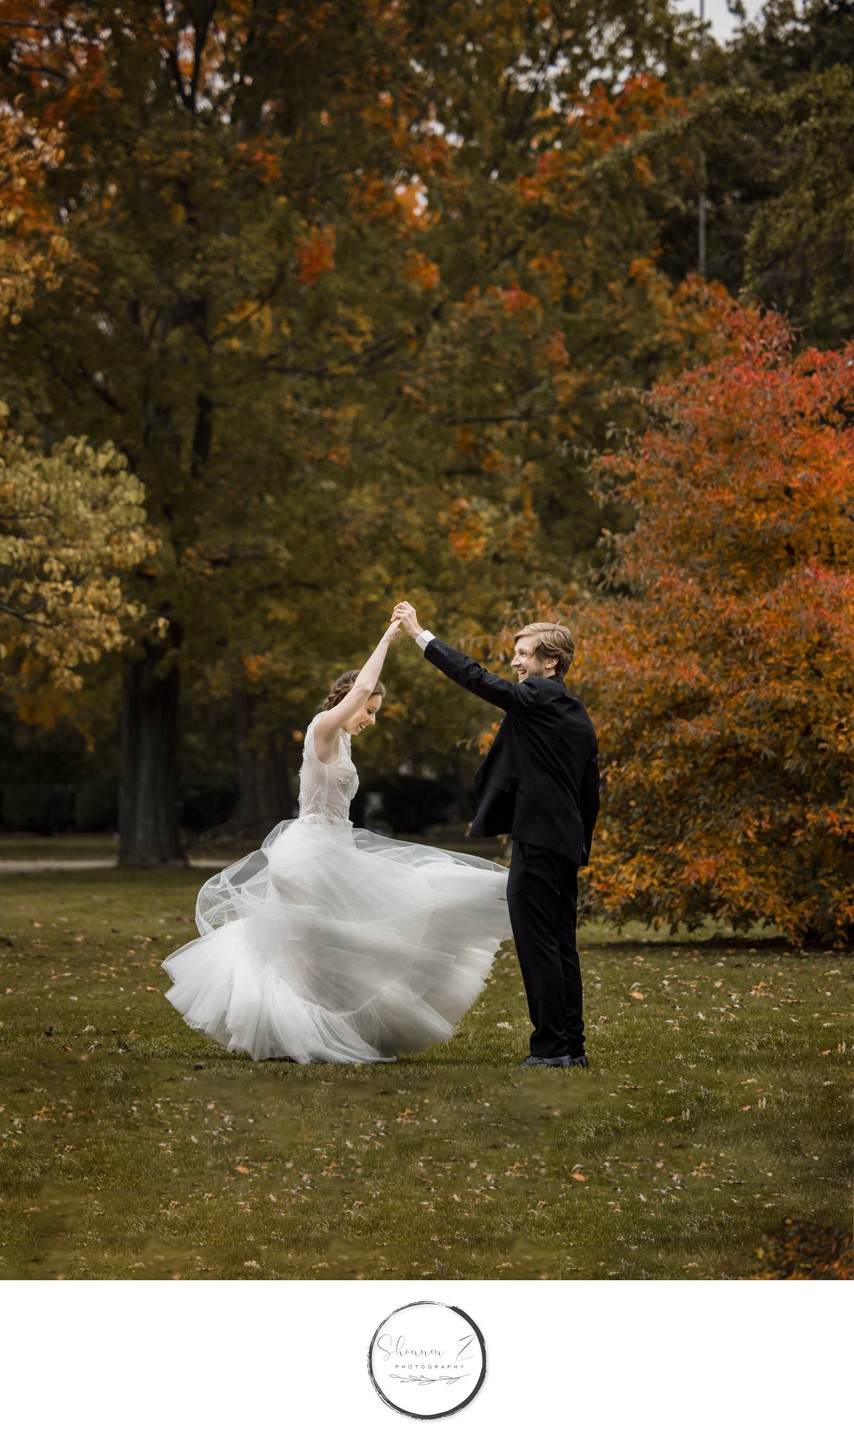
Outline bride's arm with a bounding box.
[312,620,400,757]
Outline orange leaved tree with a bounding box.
[575,303,854,946]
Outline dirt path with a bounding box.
[0,858,220,873]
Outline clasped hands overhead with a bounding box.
[385,601,422,641]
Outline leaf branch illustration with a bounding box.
[389,1374,463,1386]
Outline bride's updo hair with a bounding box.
[321,671,386,712]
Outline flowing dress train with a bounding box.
[162,717,512,1062]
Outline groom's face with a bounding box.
[511,639,556,681]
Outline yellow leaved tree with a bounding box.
[1,105,157,697]
[0,412,155,691]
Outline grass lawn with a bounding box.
[0,833,119,862]
[1,867,850,1281]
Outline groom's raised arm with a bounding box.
[392,603,540,715]
[422,635,542,714]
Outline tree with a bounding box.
[0,1,714,857]
[0,412,155,691]
[653,0,854,346]
[0,103,156,702]
[743,64,854,347]
[0,105,69,324]
[572,301,853,947]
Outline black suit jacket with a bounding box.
[424,638,599,865]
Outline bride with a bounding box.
[162,620,512,1063]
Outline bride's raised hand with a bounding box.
[383,618,402,644]
[392,601,422,638]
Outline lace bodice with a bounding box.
[298,717,359,826]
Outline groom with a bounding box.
[392,603,599,1069]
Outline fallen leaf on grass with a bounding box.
[629,991,645,1001]
[570,1173,587,1182]
[234,1164,250,1174]
[751,1219,853,1280]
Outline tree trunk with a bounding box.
[118,641,187,865]
[227,690,293,842]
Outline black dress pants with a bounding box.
[506,841,584,1059]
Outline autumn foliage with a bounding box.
[750,1219,853,1281]
[3,1,852,892]
[0,108,71,324]
[0,96,157,699]
[573,303,853,946]
[0,411,155,692]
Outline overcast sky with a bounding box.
[671,0,770,41]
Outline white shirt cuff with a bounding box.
[415,629,435,651]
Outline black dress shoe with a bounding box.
[520,1054,589,1069]
[520,1054,573,1068]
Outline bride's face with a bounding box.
[344,694,383,736]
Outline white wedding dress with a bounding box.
[162,717,512,1062]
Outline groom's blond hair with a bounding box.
[514,622,575,680]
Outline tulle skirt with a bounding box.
[162,818,512,1063]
